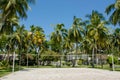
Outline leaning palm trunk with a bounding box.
[0,10,11,31]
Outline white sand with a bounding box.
[0,68,120,80]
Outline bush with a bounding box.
[66,61,71,66]
[0,60,9,67]
[107,55,118,64]
[62,61,65,66]
[77,59,82,65]
[41,50,60,61]
[107,55,118,68]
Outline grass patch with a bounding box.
[23,65,56,68]
[0,68,11,77]
[0,66,24,77]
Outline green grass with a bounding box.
[0,68,11,77]
[85,64,120,71]
[23,65,56,68]
[23,64,120,71]
[0,66,23,77]
[0,64,120,77]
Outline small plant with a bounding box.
[0,62,2,67]
[1,60,9,67]
[66,61,71,66]
[77,59,82,65]
[107,55,118,68]
[62,61,65,66]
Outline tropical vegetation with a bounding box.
[1,0,120,77]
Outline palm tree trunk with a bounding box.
[37,48,40,67]
[27,52,29,67]
[6,47,10,68]
[19,54,21,70]
[72,41,78,67]
[12,51,15,72]
[112,46,115,71]
[19,48,21,70]
[92,47,95,68]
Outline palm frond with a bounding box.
[105,4,115,15]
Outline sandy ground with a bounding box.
[0,68,120,80]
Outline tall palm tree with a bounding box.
[23,30,31,67]
[30,25,45,67]
[50,24,67,67]
[0,0,35,33]
[105,0,120,25]
[14,25,26,68]
[62,36,74,61]
[68,16,83,67]
[87,11,108,67]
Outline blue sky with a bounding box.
[20,0,115,38]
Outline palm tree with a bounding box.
[63,37,73,54]
[23,30,31,67]
[62,36,74,61]
[105,0,120,25]
[113,28,120,52]
[50,24,67,67]
[0,15,19,34]
[30,25,45,67]
[0,0,35,33]
[68,16,83,67]
[50,24,67,51]
[86,11,108,68]
[6,31,18,72]
[14,25,26,68]
[106,34,116,70]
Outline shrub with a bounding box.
[66,61,71,66]
[107,55,118,64]
[0,60,9,67]
[62,61,65,66]
[107,55,118,68]
[77,59,82,65]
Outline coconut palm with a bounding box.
[50,24,67,67]
[68,16,83,54]
[30,25,45,67]
[0,0,35,33]
[22,30,31,67]
[86,11,108,67]
[14,25,26,68]
[105,0,120,25]
[3,32,19,69]
[68,16,83,67]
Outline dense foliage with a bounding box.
[0,0,120,70]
